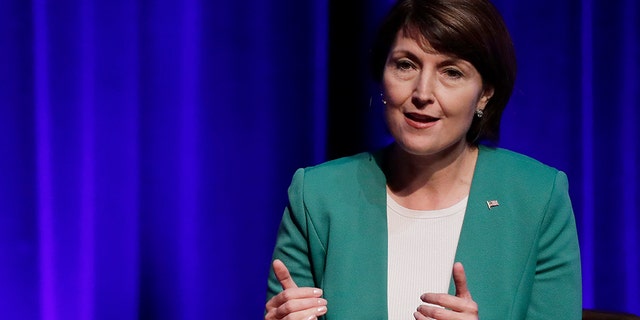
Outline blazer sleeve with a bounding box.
[266,168,323,301]
[526,171,582,319]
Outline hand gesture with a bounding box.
[265,259,328,320]
[414,262,479,320]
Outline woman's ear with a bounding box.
[479,86,495,109]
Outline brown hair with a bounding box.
[371,0,517,144]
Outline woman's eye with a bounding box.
[396,60,414,71]
[443,68,463,78]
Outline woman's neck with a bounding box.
[386,142,479,210]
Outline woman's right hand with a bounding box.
[265,259,328,320]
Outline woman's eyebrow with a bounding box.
[388,49,420,61]
[437,57,472,69]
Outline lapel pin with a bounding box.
[486,200,499,210]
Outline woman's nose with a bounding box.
[412,71,435,108]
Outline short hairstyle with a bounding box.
[371,0,517,144]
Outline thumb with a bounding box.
[453,262,472,300]
[273,259,298,290]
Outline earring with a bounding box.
[475,109,484,118]
[381,92,387,105]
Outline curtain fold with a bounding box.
[0,0,637,318]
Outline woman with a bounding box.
[265,0,582,319]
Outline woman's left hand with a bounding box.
[414,262,479,320]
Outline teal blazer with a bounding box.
[267,145,581,319]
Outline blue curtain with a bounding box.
[0,0,637,319]
[495,0,639,312]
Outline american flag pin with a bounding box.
[486,200,499,209]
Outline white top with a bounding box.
[386,194,467,320]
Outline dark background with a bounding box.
[0,0,638,318]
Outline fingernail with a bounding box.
[317,298,327,305]
[420,293,433,302]
[313,289,323,295]
[317,306,327,313]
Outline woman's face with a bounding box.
[382,30,493,157]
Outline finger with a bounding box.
[452,262,472,300]
[280,306,327,320]
[273,259,298,290]
[421,293,477,313]
[274,298,328,319]
[265,299,327,320]
[266,288,324,310]
[415,304,458,319]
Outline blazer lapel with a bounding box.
[327,151,389,318]
[449,145,503,295]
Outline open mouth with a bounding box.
[405,112,439,123]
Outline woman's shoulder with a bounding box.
[306,152,375,170]
[290,150,385,190]
[479,145,559,173]
[305,151,378,172]
[477,145,565,188]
